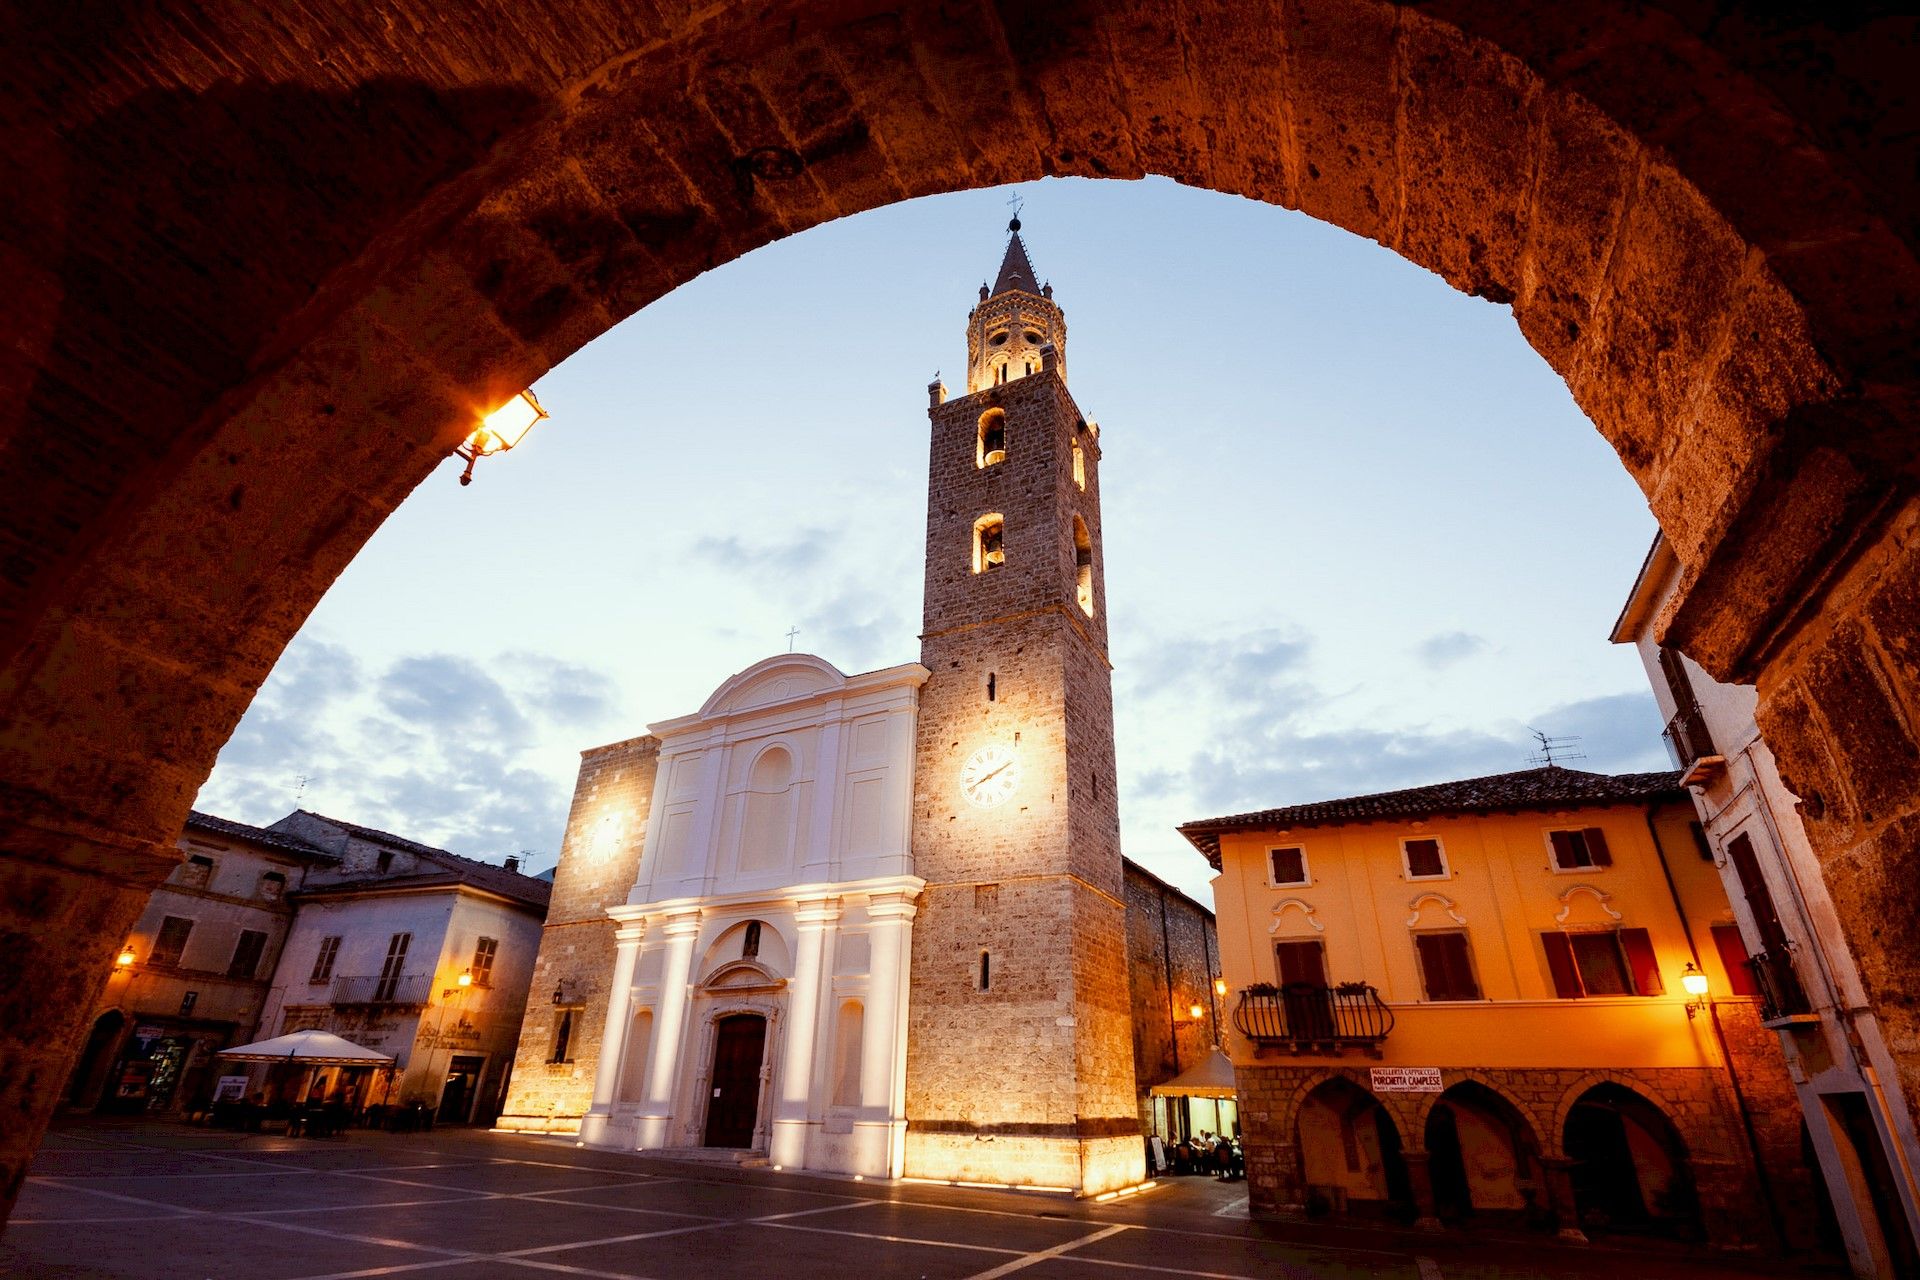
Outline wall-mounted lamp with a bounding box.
[1681,962,1710,1019]
[456,969,473,988]
[115,944,137,968]
[455,390,549,486]
[1213,978,1228,998]
[1187,1003,1205,1021]
[552,985,567,1006]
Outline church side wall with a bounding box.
[497,735,658,1133]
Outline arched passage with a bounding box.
[1424,1080,1546,1223]
[1563,1082,1700,1240]
[4,1,1918,1225]
[1296,1076,1411,1218]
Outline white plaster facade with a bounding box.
[1615,535,1920,1276]
[581,655,927,1177]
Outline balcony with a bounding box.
[1745,950,1814,1024]
[1232,982,1394,1054]
[331,973,432,1007]
[1663,702,1726,786]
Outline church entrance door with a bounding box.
[704,1014,767,1149]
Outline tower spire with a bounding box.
[965,213,1066,394]
[990,217,1040,297]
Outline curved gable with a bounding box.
[699,653,847,718]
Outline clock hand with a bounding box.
[975,761,1011,785]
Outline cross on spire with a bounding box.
[786,625,801,653]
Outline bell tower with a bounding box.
[903,219,1142,1194]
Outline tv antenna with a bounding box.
[1527,729,1585,767]
[293,773,310,806]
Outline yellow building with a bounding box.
[1181,766,1817,1252]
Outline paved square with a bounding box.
[1,1121,1798,1279]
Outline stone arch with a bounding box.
[1420,1077,1550,1221]
[5,0,1920,1222]
[1293,1071,1414,1215]
[1549,1070,1692,1157]
[1560,1078,1701,1238]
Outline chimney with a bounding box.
[504,855,521,874]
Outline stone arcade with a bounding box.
[501,223,1145,1194]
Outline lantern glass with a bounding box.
[1213,978,1228,997]
[115,946,136,967]
[474,390,547,455]
[457,970,473,987]
[1188,1003,1205,1020]
[1681,965,1710,997]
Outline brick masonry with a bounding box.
[496,735,659,1133]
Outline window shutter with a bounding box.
[1711,925,1760,996]
[1542,933,1583,998]
[1417,933,1479,1001]
[1586,827,1612,866]
[1548,830,1578,869]
[1619,928,1663,995]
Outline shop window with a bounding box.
[977,408,1007,467]
[1547,827,1613,871]
[1402,837,1448,880]
[227,929,268,979]
[1414,931,1481,1001]
[150,916,194,968]
[1268,846,1308,886]
[471,937,498,986]
[310,935,341,984]
[973,514,1006,573]
[1541,928,1663,997]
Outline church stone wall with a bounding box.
[1123,862,1223,1127]
[497,735,658,1133]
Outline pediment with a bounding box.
[701,960,786,994]
[699,654,847,717]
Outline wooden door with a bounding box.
[703,1014,767,1149]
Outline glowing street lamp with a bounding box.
[115,944,136,968]
[1187,1003,1205,1021]
[1681,962,1710,1019]
[455,390,549,486]
[1213,978,1228,998]
[456,969,473,988]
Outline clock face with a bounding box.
[959,743,1020,809]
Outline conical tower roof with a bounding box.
[990,218,1040,296]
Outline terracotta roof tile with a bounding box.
[1177,766,1685,867]
[185,810,334,860]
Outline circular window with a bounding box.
[1025,332,1043,344]
[990,332,1008,346]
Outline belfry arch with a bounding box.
[3,1,1916,1225]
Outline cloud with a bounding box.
[198,638,624,867]
[691,528,835,579]
[1416,630,1489,669]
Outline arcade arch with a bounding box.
[4,0,1917,1226]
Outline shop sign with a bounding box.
[213,1075,249,1103]
[134,1025,165,1040]
[1370,1067,1443,1093]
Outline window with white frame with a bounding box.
[1268,846,1308,886]
[1401,837,1448,880]
[1547,826,1613,871]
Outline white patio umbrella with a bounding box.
[216,1029,392,1066]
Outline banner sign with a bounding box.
[1370,1067,1443,1093]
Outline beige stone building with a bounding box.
[1183,767,1815,1253]
[1615,534,1920,1275]
[502,221,1144,1193]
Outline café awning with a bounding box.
[1149,1048,1237,1099]
[216,1029,393,1066]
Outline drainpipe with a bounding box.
[1646,804,1781,1250]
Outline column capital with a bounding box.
[614,924,647,945]
[867,890,920,922]
[662,910,703,939]
[793,896,842,929]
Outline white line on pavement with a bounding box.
[960,1224,1133,1280]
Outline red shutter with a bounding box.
[1712,925,1761,996]
[1586,827,1612,866]
[1548,830,1578,869]
[1542,933,1583,998]
[1620,928,1664,995]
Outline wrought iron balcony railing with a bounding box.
[1745,950,1812,1022]
[1232,982,1394,1049]
[1662,702,1721,773]
[331,973,432,1007]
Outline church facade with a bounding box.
[499,223,1146,1194]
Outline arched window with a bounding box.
[1073,516,1094,617]
[977,408,1007,467]
[832,1000,864,1107]
[973,514,1005,573]
[1072,442,1086,490]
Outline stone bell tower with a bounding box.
[903,219,1143,1194]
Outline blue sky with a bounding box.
[197,176,1664,903]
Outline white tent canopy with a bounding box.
[215,1029,393,1066]
[1149,1048,1237,1099]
